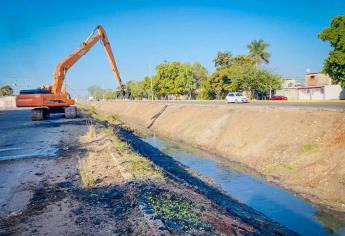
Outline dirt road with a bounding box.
[0,109,86,217]
[0,109,297,235]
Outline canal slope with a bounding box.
[82,100,345,213]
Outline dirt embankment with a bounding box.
[84,100,345,212]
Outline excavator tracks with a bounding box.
[31,106,77,121]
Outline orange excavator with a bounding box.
[16,25,123,121]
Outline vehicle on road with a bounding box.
[15,25,123,121]
[270,95,288,100]
[226,92,248,103]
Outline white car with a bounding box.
[225,92,248,103]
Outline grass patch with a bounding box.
[85,124,96,138]
[80,171,98,187]
[275,164,296,172]
[111,114,120,123]
[299,143,320,154]
[79,104,96,116]
[262,163,296,173]
[280,164,295,171]
[79,104,121,125]
[103,128,164,180]
[122,153,163,179]
[113,138,130,152]
[144,190,212,231]
[79,158,99,187]
[80,108,164,182]
[315,211,345,234]
[93,113,108,123]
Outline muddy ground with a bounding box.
[0,109,297,235]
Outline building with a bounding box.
[275,73,345,100]
[305,72,331,87]
[296,85,344,100]
[281,79,296,88]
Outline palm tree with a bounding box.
[247,39,270,67]
[213,51,233,70]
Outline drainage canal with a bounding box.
[142,134,345,236]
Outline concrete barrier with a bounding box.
[0,96,16,109]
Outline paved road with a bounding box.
[121,100,345,110]
[0,109,86,216]
[0,109,85,161]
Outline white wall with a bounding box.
[0,96,16,108]
[324,85,344,100]
[276,85,345,100]
[275,88,298,100]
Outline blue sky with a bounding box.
[0,0,344,95]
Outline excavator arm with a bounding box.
[52,25,123,94]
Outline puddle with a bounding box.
[0,147,24,153]
[0,148,58,161]
[142,135,345,236]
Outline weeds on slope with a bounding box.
[143,189,212,232]
[79,125,163,188]
[299,143,320,155]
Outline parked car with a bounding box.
[270,95,288,100]
[225,92,248,103]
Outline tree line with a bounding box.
[124,39,282,100]
[89,14,345,101]
[318,14,345,88]
[87,85,117,100]
[0,85,14,96]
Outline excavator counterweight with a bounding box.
[16,25,122,121]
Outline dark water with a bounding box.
[143,135,345,236]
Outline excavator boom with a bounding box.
[53,25,123,94]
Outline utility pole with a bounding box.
[149,60,153,102]
[269,85,272,99]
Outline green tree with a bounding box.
[213,51,233,70]
[206,68,233,99]
[318,15,345,87]
[179,64,196,99]
[203,63,281,100]
[155,62,181,97]
[87,85,102,98]
[153,62,197,99]
[87,85,117,99]
[233,55,255,66]
[197,79,215,100]
[103,89,117,99]
[125,81,146,99]
[229,64,281,99]
[247,39,270,66]
[142,76,157,99]
[191,62,208,88]
[0,85,13,96]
